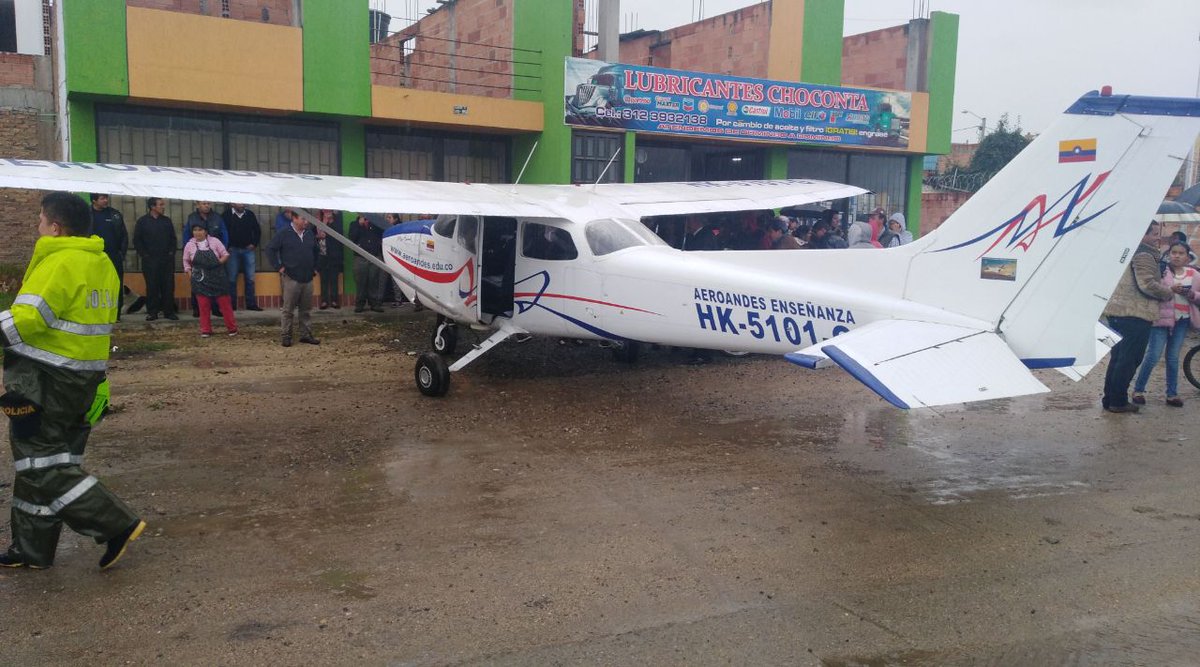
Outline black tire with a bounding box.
[415,351,451,397]
[721,349,750,358]
[1184,344,1200,392]
[431,319,458,356]
[611,341,640,363]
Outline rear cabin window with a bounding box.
[522,223,578,260]
[585,218,668,256]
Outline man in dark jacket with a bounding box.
[348,214,386,312]
[222,204,262,311]
[267,210,321,347]
[89,194,128,318]
[132,197,177,320]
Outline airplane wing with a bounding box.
[0,161,865,220]
[583,179,868,218]
[784,320,1049,409]
[0,159,550,217]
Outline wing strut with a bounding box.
[292,209,458,315]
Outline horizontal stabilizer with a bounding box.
[787,320,1049,409]
[1056,321,1120,382]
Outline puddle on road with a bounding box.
[314,568,377,600]
[685,407,1097,507]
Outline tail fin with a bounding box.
[905,91,1200,367]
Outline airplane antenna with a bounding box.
[513,140,538,189]
[593,147,622,189]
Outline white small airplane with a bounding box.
[1,88,1196,408]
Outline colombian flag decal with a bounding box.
[1058,138,1097,163]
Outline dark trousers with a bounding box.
[1103,316,1153,408]
[353,256,385,308]
[141,253,176,316]
[5,364,138,567]
[319,268,340,306]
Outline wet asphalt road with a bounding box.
[1,314,1198,665]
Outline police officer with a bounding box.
[0,192,146,570]
[89,193,127,317]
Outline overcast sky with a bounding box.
[380,0,1200,141]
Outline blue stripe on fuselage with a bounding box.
[384,219,435,238]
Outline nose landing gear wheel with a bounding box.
[432,318,458,355]
[415,351,451,397]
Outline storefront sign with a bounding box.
[564,57,912,149]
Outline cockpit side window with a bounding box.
[432,215,456,238]
[457,216,479,252]
[522,222,578,261]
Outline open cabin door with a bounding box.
[478,217,517,322]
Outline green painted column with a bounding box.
[341,120,366,292]
[68,99,97,162]
[623,132,636,183]
[800,0,844,85]
[62,0,128,97]
[512,0,573,184]
[303,0,371,116]
[904,155,923,238]
[924,11,959,155]
[766,148,788,180]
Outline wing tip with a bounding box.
[783,352,826,369]
[821,344,912,410]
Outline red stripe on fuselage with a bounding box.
[513,292,659,315]
[389,251,467,284]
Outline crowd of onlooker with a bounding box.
[646,207,912,252]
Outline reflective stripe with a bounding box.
[0,310,19,344]
[14,294,113,336]
[11,476,98,517]
[3,341,107,371]
[13,453,84,472]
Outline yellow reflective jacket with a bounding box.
[0,235,118,371]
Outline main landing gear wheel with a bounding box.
[415,351,451,397]
[431,318,458,355]
[612,341,640,363]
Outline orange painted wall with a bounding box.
[126,7,303,111]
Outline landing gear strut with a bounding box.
[431,316,458,355]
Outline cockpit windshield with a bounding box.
[585,218,668,256]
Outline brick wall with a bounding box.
[127,0,295,26]
[371,0,514,98]
[0,110,47,268]
[0,53,36,87]
[610,4,771,77]
[920,190,972,235]
[842,24,908,89]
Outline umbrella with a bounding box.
[1154,200,1200,226]
[1176,182,1200,207]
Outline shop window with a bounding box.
[572,131,623,184]
[0,0,15,53]
[367,128,509,184]
[522,223,577,261]
[787,148,908,221]
[634,142,689,183]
